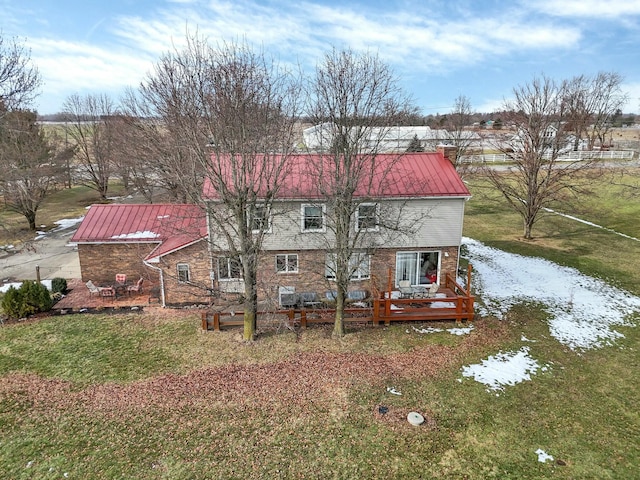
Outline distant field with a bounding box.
[463,167,640,295]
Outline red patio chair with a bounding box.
[127,277,144,295]
[115,274,127,285]
[99,286,116,300]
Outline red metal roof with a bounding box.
[202,152,470,200]
[71,204,207,260]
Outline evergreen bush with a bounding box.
[51,277,67,294]
[0,281,53,319]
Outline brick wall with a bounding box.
[156,240,212,306]
[77,243,159,286]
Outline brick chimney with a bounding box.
[436,144,458,164]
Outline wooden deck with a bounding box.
[202,270,475,331]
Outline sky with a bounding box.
[2,0,640,116]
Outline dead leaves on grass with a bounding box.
[0,321,505,426]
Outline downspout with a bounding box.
[143,260,166,308]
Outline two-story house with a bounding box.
[71,150,470,307]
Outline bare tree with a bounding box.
[562,72,627,151]
[62,93,117,199]
[482,74,619,239]
[127,36,301,340]
[0,110,63,230]
[0,34,41,111]
[305,48,419,337]
[443,95,475,168]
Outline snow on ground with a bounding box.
[0,279,52,293]
[460,347,546,392]
[412,325,474,336]
[33,217,84,241]
[463,237,640,351]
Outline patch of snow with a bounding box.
[1,280,52,293]
[412,325,474,335]
[413,326,444,334]
[461,347,543,391]
[53,217,84,231]
[448,326,474,336]
[110,230,160,239]
[535,448,554,463]
[386,387,402,395]
[464,237,640,350]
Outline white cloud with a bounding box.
[532,0,640,18]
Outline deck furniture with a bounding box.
[298,292,322,308]
[115,274,127,285]
[99,286,116,300]
[127,277,144,295]
[86,280,100,297]
[398,280,413,298]
[280,293,298,309]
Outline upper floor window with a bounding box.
[301,204,325,232]
[276,253,298,273]
[177,263,190,283]
[250,204,271,233]
[218,256,243,280]
[356,203,379,231]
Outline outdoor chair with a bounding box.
[398,280,413,298]
[127,277,144,295]
[99,286,116,300]
[115,274,127,285]
[86,280,100,297]
[279,293,298,309]
[298,292,322,308]
[427,282,439,298]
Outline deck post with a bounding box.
[300,310,307,328]
[201,311,208,331]
[372,298,379,326]
[213,312,220,331]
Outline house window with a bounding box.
[218,257,243,280]
[250,204,271,233]
[325,252,370,280]
[177,263,190,283]
[301,204,325,232]
[356,203,378,231]
[276,254,298,273]
[396,251,439,286]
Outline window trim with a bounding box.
[356,203,379,232]
[395,251,440,286]
[218,256,243,281]
[301,203,326,232]
[250,204,272,234]
[275,253,299,274]
[177,263,190,283]
[325,252,371,281]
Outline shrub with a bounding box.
[1,281,53,319]
[51,277,68,294]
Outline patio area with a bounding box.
[54,278,160,311]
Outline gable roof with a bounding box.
[71,204,207,261]
[202,152,470,200]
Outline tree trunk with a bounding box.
[242,266,258,341]
[523,219,533,240]
[26,211,37,231]
[332,292,345,338]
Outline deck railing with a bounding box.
[201,268,475,331]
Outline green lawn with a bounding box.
[0,168,639,478]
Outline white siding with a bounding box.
[258,198,466,251]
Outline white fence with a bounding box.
[459,150,636,164]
